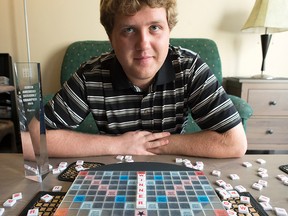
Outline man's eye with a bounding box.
[150,25,160,31]
[124,27,134,33]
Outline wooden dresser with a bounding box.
[224,77,288,151]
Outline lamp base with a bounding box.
[251,74,274,79]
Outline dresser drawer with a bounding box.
[247,89,288,115]
[246,118,288,144]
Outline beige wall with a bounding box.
[1,0,288,94]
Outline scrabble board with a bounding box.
[54,162,227,216]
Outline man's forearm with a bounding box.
[46,129,118,157]
[22,117,245,158]
[44,129,170,157]
[22,129,118,158]
[22,118,171,158]
[149,123,247,158]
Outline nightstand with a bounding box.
[0,53,22,152]
[0,120,17,152]
[224,77,288,151]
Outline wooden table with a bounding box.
[0,154,287,215]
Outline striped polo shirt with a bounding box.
[44,45,241,134]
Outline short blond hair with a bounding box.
[100,0,178,36]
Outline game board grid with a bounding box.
[54,170,226,216]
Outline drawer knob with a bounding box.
[266,129,274,135]
[269,101,277,106]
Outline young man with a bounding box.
[25,0,247,158]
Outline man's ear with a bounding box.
[108,35,113,48]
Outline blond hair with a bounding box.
[100,0,178,35]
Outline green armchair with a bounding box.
[45,38,253,133]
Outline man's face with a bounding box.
[109,6,170,89]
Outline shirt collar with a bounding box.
[111,50,175,91]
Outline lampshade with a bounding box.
[242,0,288,33]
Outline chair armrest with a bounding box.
[228,95,253,132]
[228,94,253,120]
[43,94,54,104]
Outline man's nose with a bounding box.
[135,30,150,51]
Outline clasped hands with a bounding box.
[117,131,171,155]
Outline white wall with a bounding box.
[1,0,288,94]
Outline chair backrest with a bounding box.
[60,38,222,85]
[170,38,222,84]
[61,41,112,85]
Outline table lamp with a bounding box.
[242,0,288,79]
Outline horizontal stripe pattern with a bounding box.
[45,45,240,134]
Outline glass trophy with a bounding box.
[14,62,49,182]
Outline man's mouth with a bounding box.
[134,55,153,61]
